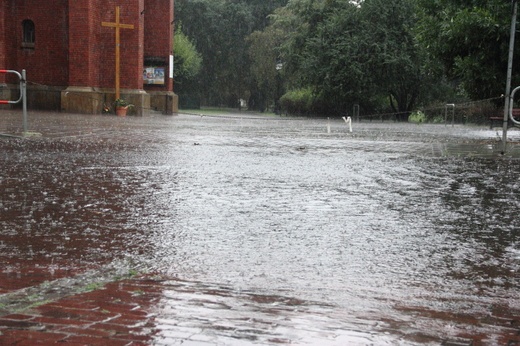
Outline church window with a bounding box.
[22,20,35,48]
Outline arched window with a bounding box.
[22,20,35,48]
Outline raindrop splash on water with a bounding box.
[1,114,519,344]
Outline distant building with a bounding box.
[0,0,178,115]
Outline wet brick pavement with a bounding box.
[0,277,162,345]
[1,110,520,345]
[1,274,519,345]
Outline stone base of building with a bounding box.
[2,84,178,116]
[61,87,152,116]
[148,91,179,115]
[60,87,102,114]
[2,84,65,111]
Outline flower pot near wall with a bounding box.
[116,106,128,116]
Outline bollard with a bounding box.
[22,69,27,134]
[342,116,352,133]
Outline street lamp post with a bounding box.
[275,61,283,115]
[502,0,518,154]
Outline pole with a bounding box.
[22,69,27,134]
[503,0,518,154]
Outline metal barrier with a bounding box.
[353,104,360,123]
[0,69,27,134]
[509,86,520,127]
[444,103,455,127]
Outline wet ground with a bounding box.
[0,110,519,345]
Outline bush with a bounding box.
[409,110,426,123]
[279,88,314,116]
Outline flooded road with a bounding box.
[1,113,519,345]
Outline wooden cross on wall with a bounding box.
[102,6,134,100]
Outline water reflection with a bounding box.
[1,115,519,344]
[152,279,413,345]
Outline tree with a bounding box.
[359,0,423,120]
[265,0,425,118]
[175,0,289,108]
[173,26,203,109]
[247,22,287,111]
[174,27,202,81]
[416,0,520,101]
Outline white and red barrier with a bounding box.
[0,69,24,104]
[0,69,27,133]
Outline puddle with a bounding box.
[1,113,519,344]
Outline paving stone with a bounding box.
[0,329,67,345]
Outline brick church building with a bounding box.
[0,0,178,115]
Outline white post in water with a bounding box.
[342,116,352,133]
[327,117,331,134]
[503,0,518,154]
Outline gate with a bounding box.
[0,69,28,134]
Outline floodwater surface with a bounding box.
[1,113,519,345]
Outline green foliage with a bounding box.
[416,0,517,101]
[176,0,520,119]
[264,0,427,118]
[114,98,133,108]
[247,26,286,111]
[173,23,203,109]
[409,110,426,123]
[175,0,289,107]
[82,282,104,292]
[174,26,202,80]
[279,87,314,115]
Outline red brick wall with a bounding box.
[2,2,19,81]
[97,0,143,90]
[0,1,5,84]
[1,0,172,91]
[2,2,19,83]
[68,0,96,87]
[144,0,174,92]
[3,0,69,86]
